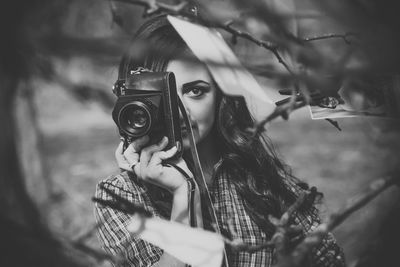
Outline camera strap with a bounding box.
[178,99,230,267]
[162,161,197,228]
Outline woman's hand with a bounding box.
[116,136,193,194]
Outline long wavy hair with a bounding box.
[119,15,320,234]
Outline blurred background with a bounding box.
[1,0,400,266]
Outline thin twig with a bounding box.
[225,237,275,253]
[302,32,357,44]
[218,20,296,77]
[251,100,308,138]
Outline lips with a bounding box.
[180,123,196,133]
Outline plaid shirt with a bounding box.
[95,171,345,267]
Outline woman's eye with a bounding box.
[185,87,205,97]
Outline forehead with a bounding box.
[166,59,211,87]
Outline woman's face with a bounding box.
[166,58,218,149]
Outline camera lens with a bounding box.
[119,101,152,137]
[129,109,147,128]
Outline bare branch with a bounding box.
[230,0,302,45]
[250,99,308,138]
[72,223,101,244]
[216,20,297,78]
[221,20,277,50]
[223,175,399,263]
[273,174,399,267]
[68,238,119,263]
[326,174,399,231]
[224,237,275,253]
[302,32,357,44]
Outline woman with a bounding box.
[95,15,345,267]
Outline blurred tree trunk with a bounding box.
[16,83,55,207]
[0,69,41,227]
[0,1,89,266]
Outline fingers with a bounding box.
[115,141,131,171]
[123,135,149,166]
[131,135,150,152]
[124,135,149,156]
[148,145,179,166]
[116,136,149,173]
[133,161,141,178]
[115,141,125,163]
[159,146,178,160]
[118,136,173,180]
[140,136,169,168]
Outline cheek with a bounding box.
[195,97,216,137]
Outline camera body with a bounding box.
[112,70,182,156]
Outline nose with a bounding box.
[178,97,190,125]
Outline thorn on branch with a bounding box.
[325,119,342,131]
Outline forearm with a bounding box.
[170,182,190,224]
[154,182,203,267]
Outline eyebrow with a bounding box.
[182,80,210,90]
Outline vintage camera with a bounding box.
[112,69,182,156]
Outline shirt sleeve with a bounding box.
[94,174,163,267]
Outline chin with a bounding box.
[182,138,191,150]
[181,133,201,151]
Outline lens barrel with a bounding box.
[118,101,152,137]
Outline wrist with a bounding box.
[170,182,189,223]
[172,181,189,197]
